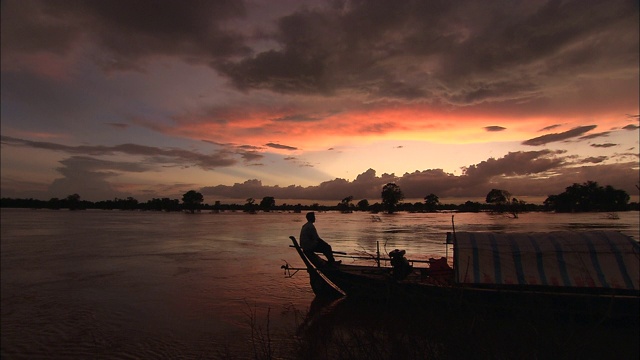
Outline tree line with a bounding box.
[1,181,636,213]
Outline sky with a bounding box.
[1,0,639,205]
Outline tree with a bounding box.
[357,199,370,211]
[510,198,527,218]
[544,181,630,212]
[244,198,256,213]
[339,196,354,213]
[485,189,511,213]
[65,193,83,210]
[486,189,511,205]
[381,183,404,214]
[424,193,440,212]
[182,190,203,213]
[259,196,276,212]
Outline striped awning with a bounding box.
[452,231,640,291]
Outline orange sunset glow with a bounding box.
[1,0,638,204]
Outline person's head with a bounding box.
[306,212,316,222]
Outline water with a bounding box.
[1,209,638,359]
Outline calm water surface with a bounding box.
[1,209,638,359]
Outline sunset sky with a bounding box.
[1,0,639,205]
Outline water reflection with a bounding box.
[294,295,639,360]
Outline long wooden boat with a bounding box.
[284,230,640,323]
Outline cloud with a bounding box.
[484,126,506,132]
[265,142,298,150]
[522,125,597,146]
[238,150,264,162]
[579,131,610,140]
[203,150,632,202]
[200,151,637,202]
[1,0,250,71]
[2,0,638,147]
[48,156,148,200]
[622,124,640,130]
[215,0,638,108]
[272,113,328,122]
[590,143,617,148]
[1,135,238,170]
[539,124,562,132]
[462,150,565,179]
[581,156,607,164]
[2,0,637,116]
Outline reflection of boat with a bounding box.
[295,291,640,360]
[284,231,640,323]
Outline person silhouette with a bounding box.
[299,212,341,265]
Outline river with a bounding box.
[1,209,638,359]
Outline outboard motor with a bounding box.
[389,249,413,280]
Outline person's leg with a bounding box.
[316,239,337,263]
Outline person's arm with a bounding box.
[311,224,323,242]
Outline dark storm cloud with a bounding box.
[217,0,638,106]
[484,126,506,132]
[265,142,298,150]
[522,125,597,146]
[1,136,238,170]
[1,0,249,71]
[3,0,637,109]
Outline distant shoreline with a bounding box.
[2,197,638,214]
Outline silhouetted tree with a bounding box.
[48,197,62,210]
[381,183,404,214]
[244,198,256,213]
[424,193,440,212]
[146,198,180,211]
[486,189,511,213]
[259,196,276,212]
[509,198,527,218]
[357,199,370,211]
[460,200,482,212]
[486,188,510,205]
[544,181,630,212]
[65,193,84,210]
[110,197,139,210]
[339,196,354,213]
[182,190,203,213]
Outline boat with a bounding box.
[283,230,640,323]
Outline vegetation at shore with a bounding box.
[1,181,637,213]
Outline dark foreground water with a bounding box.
[1,209,639,359]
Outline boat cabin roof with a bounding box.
[452,231,639,291]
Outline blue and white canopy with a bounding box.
[452,231,639,291]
